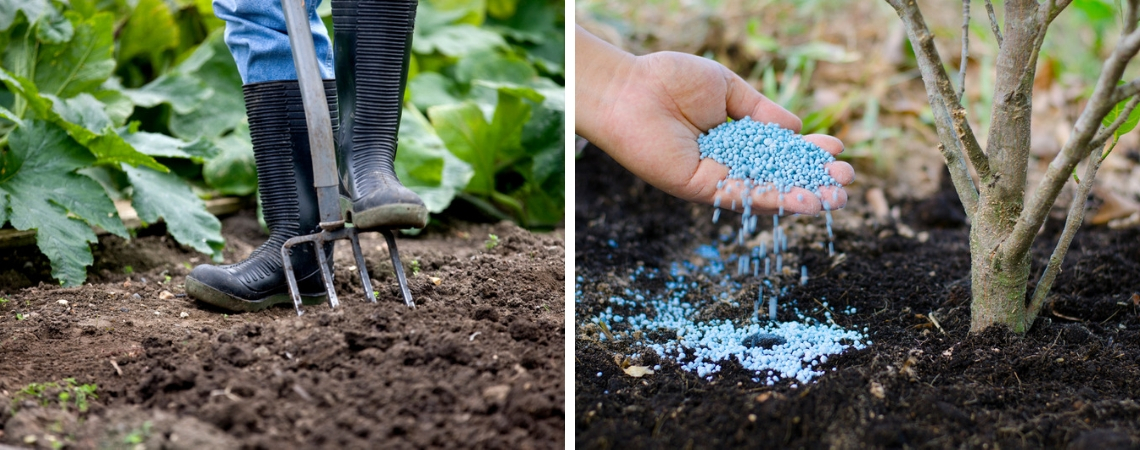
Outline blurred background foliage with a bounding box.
[0,0,564,286]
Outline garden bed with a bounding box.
[0,211,565,449]
[575,145,1140,449]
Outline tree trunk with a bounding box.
[969,210,1032,333]
[968,0,1039,333]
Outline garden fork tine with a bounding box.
[382,230,415,308]
[279,0,411,315]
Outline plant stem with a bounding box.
[984,0,1003,46]
[1026,95,1138,322]
[1007,28,1140,263]
[1026,145,1105,322]
[959,0,970,104]
[885,0,989,217]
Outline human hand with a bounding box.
[576,31,854,215]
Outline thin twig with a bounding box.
[1112,78,1140,105]
[1126,0,1140,35]
[1091,95,1140,145]
[984,0,1003,46]
[1028,96,1140,322]
[1005,27,1140,262]
[1027,147,1103,324]
[959,0,971,104]
[885,0,988,216]
[1014,0,1063,94]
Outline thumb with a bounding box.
[722,68,803,133]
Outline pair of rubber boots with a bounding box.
[186,0,424,311]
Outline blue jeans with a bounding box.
[213,0,334,84]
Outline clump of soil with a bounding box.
[0,211,565,449]
[576,145,1140,448]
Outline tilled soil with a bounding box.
[575,145,1140,449]
[0,211,565,449]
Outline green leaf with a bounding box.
[50,93,112,132]
[428,87,532,196]
[117,0,180,64]
[455,50,536,85]
[486,0,519,19]
[413,24,507,58]
[122,73,213,115]
[0,120,127,286]
[408,72,462,111]
[203,123,257,196]
[34,12,115,98]
[34,7,72,44]
[1102,81,1140,138]
[429,102,494,194]
[169,30,245,140]
[396,107,473,213]
[416,1,470,33]
[422,0,486,26]
[123,164,224,260]
[0,0,49,31]
[92,89,134,126]
[121,129,220,163]
[0,104,23,126]
[0,69,167,171]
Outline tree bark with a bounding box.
[964,0,1038,333]
[969,226,1032,332]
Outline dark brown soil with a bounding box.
[0,210,565,449]
[575,145,1140,449]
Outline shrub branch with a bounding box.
[1027,96,1140,322]
[886,0,989,217]
[984,0,1003,46]
[1005,25,1140,263]
[959,0,970,103]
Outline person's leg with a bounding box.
[212,0,333,83]
[332,0,428,230]
[187,1,337,310]
[186,80,339,311]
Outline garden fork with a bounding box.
[278,0,414,315]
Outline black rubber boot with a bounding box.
[332,0,429,230]
[186,80,338,312]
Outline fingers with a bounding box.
[803,134,854,185]
[710,180,832,216]
[818,186,848,211]
[803,134,843,156]
[722,69,802,132]
[826,160,855,186]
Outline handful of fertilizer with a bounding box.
[698,116,840,201]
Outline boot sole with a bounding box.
[351,203,429,230]
[186,276,328,312]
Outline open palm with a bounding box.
[595,51,854,215]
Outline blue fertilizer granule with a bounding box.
[583,245,868,386]
[698,117,839,196]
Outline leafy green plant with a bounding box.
[484,233,500,250]
[15,312,24,320]
[410,259,421,276]
[0,0,227,287]
[0,0,562,290]
[122,421,152,445]
[10,378,97,414]
[404,0,565,228]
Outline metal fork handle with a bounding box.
[281,0,342,229]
